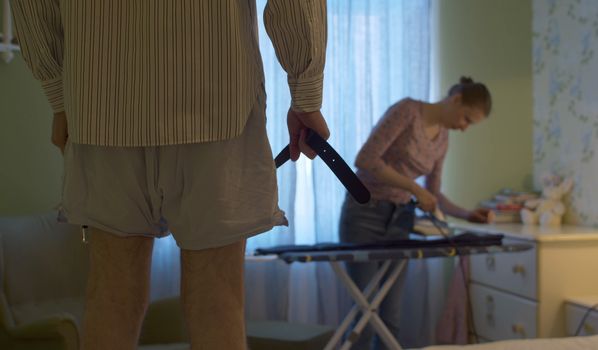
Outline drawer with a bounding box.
[470,239,536,299]
[469,335,492,344]
[470,283,537,341]
[477,336,492,344]
[566,302,598,336]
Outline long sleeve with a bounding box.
[355,100,414,170]
[264,0,327,112]
[10,0,64,113]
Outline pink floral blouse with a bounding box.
[355,98,449,204]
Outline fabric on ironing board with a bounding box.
[254,232,504,255]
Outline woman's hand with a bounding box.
[52,111,68,154]
[467,208,495,223]
[413,186,437,213]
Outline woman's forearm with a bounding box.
[360,162,420,195]
[437,192,470,219]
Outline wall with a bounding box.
[0,54,62,215]
[533,0,598,227]
[437,0,534,212]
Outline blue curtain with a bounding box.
[247,0,431,252]
[246,1,435,346]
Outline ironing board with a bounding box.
[254,238,532,350]
[268,126,535,348]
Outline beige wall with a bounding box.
[437,0,534,211]
[1,3,60,216]
[0,53,62,215]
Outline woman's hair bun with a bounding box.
[447,76,492,115]
[459,76,474,84]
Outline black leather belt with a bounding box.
[274,129,371,204]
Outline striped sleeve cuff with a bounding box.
[288,74,324,113]
[41,77,65,114]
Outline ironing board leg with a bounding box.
[323,261,392,350]
[359,260,406,350]
[326,260,406,350]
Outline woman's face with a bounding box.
[445,94,486,131]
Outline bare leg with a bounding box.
[181,240,246,350]
[81,228,154,350]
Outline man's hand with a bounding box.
[287,109,330,161]
[52,111,68,154]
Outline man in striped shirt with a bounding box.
[11,0,329,349]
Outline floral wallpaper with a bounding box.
[533,0,598,227]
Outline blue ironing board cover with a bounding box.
[254,231,532,263]
[273,244,531,263]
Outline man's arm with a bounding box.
[264,0,326,113]
[264,0,328,161]
[10,0,64,114]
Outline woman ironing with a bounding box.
[339,76,493,349]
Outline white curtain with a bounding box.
[150,0,446,347]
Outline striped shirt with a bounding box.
[11,0,327,146]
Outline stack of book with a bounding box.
[479,189,539,223]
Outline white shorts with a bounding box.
[59,89,287,250]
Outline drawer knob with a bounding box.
[485,295,495,315]
[486,256,496,270]
[512,324,526,337]
[512,264,526,275]
[584,323,595,334]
